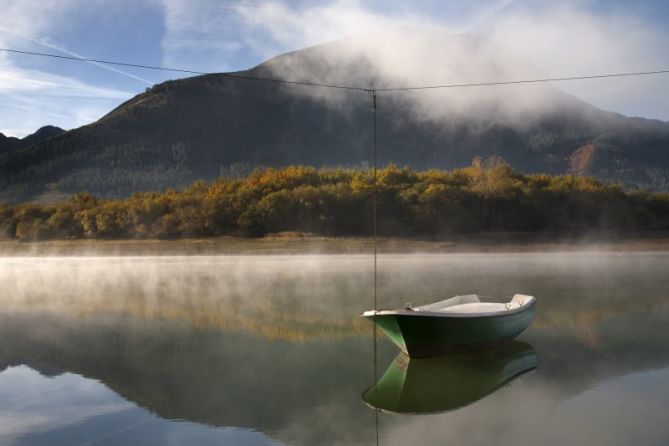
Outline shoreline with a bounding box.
[2,233,669,256]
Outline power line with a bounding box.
[2,46,669,93]
[0,47,371,92]
[1,47,207,74]
[375,69,669,91]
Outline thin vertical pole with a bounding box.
[373,90,378,317]
[371,89,379,446]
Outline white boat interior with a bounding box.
[364,294,535,317]
[415,294,534,315]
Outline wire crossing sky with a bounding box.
[0,47,368,92]
[2,47,669,94]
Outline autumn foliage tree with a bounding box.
[1,160,668,241]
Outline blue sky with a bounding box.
[1,0,668,137]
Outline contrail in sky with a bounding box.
[0,24,154,85]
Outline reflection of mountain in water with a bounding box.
[0,360,64,378]
[0,365,279,446]
[363,342,536,414]
[0,312,376,446]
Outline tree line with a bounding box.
[2,159,669,241]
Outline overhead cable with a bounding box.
[2,47,669,93]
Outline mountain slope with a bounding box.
[1,31,668,202]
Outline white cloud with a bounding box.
[227,2,558,126]
[235,0,436,59]
[231,0,669,121]
[486,3,669,120]
[233,0,519,53]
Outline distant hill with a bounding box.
[1,30,668,203]
[0,126,64,154]
[19,125,66,147]
[0,133,20,153]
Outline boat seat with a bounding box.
[415,294,480,312]
[436,295,533,314]
[411,294,534,315]
[437,302,509,314]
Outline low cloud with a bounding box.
[233,0,669,123]
[487,3,669,120]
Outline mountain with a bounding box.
[0,126,65,155]
[19,125,66,147]
[1,30,668,203]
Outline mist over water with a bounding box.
[1,252,669,445]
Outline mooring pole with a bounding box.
[372,90,378,320]
[371,89,380,446]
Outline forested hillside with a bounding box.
[2,161,668,241]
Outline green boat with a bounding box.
[362,341,537,414]
[363,294,536,358]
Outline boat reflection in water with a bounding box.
[362,341,536,414]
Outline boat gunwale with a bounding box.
[362,298,536,319]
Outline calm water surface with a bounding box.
[0,252,668,445]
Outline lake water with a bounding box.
[0,252,668,445]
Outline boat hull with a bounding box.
[366,301,536,358]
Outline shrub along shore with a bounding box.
[2,161,669,241]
